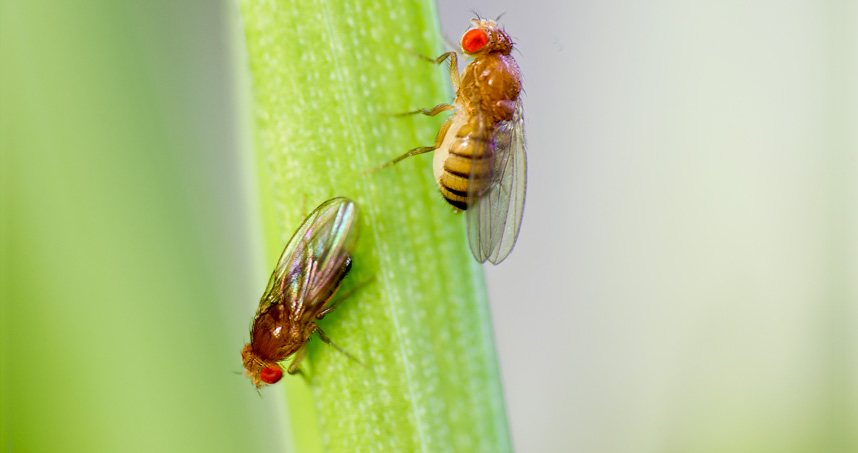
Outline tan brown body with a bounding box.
[457,52,522,125]
[375,18,527,264]
[434,52,521,209]
[241,198,361,388]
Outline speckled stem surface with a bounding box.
[237,0,512,451]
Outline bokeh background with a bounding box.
[3,0,857,452]
[440,0,858,451]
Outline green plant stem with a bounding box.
[237,0,512,451]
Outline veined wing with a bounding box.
[257,198,360,319]
[466,99,526,264]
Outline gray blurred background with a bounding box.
[437,1,858,451]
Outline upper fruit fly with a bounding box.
[241,197,362,388]
[374,17,526,265]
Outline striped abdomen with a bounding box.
[434,113,495,210]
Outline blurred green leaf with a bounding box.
[1,1,284,451]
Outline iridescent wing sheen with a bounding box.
[466,99,526,264]
[257,198,360,321]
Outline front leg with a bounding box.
[410,50,460,91]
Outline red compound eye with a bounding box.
[260,365,283,385]
[462,29,489,53]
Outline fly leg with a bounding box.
[286,345,308,375]
[410,50,460,91]
[317,277,375,319]
[312,324,365,367]
[386,103,456,118]
[389,51,458,116]
[366,116,454,172]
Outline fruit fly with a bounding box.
[241,197,361,388]
[375,17,526,265]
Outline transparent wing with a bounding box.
[257,198,360,321]
[466,99,526,264]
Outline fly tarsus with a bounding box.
[286,345,308,375]
[365,146,435,173]
[407,49,460,91]
[385,103,456,118]
[317,277,375,319]
[314,325,365,367]
[367,115,455,174]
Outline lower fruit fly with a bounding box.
[241,197,361,388]
[375,17,526,265]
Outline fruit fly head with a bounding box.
[461,18,513,56]
[242,344,284,387]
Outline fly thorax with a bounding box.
[493,100,518,122]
